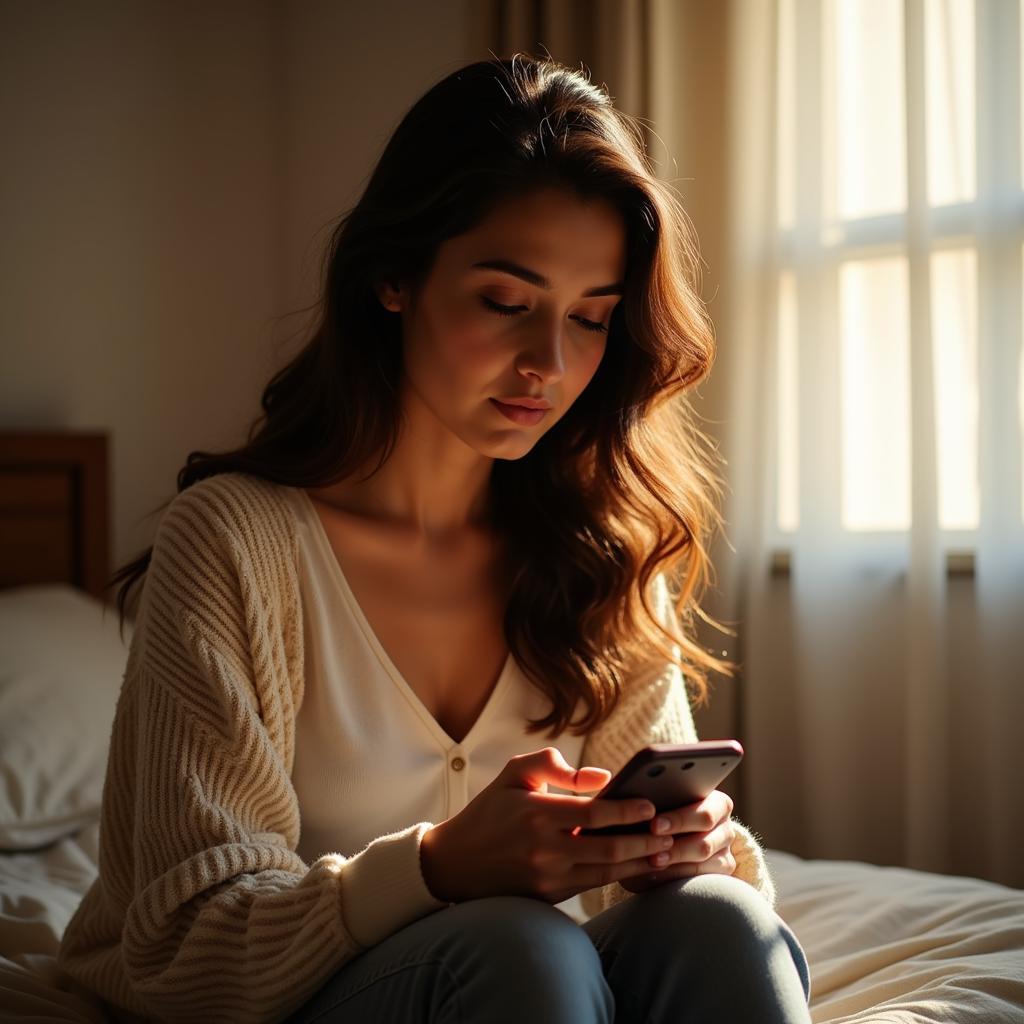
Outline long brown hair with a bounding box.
[110,53,737,738]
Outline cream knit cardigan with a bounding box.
[57,471,776,1024]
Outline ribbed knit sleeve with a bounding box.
[576,574,777,922]
[56,474,450,1024]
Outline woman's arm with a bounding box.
[58,477,450,1024]
[577,574,776,920]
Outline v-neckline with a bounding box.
[291,485,514,748]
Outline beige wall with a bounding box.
[279,1,480,318]
[0,0,478,568]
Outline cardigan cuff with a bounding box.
[336,821,451,949]
[729,817,777,908]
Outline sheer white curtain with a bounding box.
[723,0,1023,887]
[484,0,1023,887]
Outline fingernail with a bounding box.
[654,817,671,833]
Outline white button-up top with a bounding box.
[286,486,586,874]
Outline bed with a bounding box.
[1,430,1022,1023]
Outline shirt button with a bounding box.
[450,756,466,771]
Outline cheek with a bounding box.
[449,325,506,375]
[409,305,504,385]
[568,341,608,396]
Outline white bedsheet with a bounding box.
[1,824,1022,1023]
[0,820,108,1021]
[767,848,1024,1023]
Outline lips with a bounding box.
[489,398,549,426]
[494,396,552,410]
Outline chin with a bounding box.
[478,432,538,461]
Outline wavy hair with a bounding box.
[109,52,737,738]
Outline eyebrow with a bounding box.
[471,258,624,297]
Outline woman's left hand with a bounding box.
[618,789,737,893]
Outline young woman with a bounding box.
[57,54,812,1023]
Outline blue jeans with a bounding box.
[283,874,812,1023]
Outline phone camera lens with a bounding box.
[646,764,665,778]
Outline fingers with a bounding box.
[641,842,739,884]
[672,818,736,861]
[539,790,657,834]
[620,837,739,894]
[524,785,740,897]
[525,791,671,871]
[567,827,676,866]
[642,820,737,874]
[574,850,683,891]
[549,794,677,868]
[649,843,738,882]
[542,786,735,837]
[643,790,735,837]
[552,786,737,835]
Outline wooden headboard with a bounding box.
[0,432,110,601]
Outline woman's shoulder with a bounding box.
[155,471,300,571]
[163,471,295,530]
[168,469,291,511]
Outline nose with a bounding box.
[514,319,565,385]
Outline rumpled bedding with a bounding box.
[0,819,109,1021]
[766,848,1024,1023]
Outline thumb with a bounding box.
[547,748,611,791]
[570,765,612,791]
[511,748,612,792]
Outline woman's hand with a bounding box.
[419,747,679,905]
[617,789,738,894]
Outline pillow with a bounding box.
[0,584,132,850]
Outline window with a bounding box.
[772,0,1023,575]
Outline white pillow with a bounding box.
[0,584,132,850]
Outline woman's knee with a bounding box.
[448,895,599,965]
[283,898,607,1024]
[632,874,811,999]
[639,872,779,932]
[434,897,613,1021]
[616,875,787,948]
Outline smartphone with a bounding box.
[574,740,744,836]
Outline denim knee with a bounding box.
[655,873,783,927]
[450,895,602,974]
[627,874,811,1000]
[282,896,612,1024]
[446,896,613,1021]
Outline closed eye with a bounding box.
[480,296,608,334]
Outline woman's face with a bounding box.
[381,186,627,460]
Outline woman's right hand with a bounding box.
[419,746,675,905]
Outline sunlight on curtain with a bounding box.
[926,0,975,204]
[776,0,1011,541]
[839,258,911,531]
[729,0,1023,887]
[835,0,906,218]
[777,272,799,531]
[932,248,979,529]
